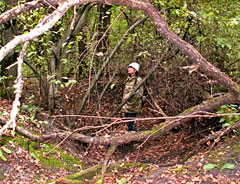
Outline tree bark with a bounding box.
[47,4,91,110]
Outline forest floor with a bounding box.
[1,98,240,184]
[1,79,240,184]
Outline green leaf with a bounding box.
[21,105,29,110]
[139,166,145,172]
[95,179,103,184]
[1,147,12,154]
[189,11,197,17]
[219,118,225,123]
[60,84,65,88]
[203,163,217,171]
[39,120,48,125]
[11,130,16,136]
[68,80,77,84]
[0,150,7,161]
[220,163,234,172]
[30,151,39,160]
[216,110,223,114]
[196,36,205,43]
[116,177,126,184]
[222,123,230,128]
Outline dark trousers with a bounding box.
[125,113,137,132]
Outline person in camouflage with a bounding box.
[122,62,143,132]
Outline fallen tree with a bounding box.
[0,0,240,182]
[0,0,239,131]
[1,94,240,183]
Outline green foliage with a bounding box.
[1,134,84,172]
[20,95,49,128]
[116,177,129,184]
[0,75,15,97]
[171,165,185,172]
[203,162,235,172]
[47,75,77,89]
[21,104,37,113]
[220,163,235,172]
[216,104,240,129]
[21,95,38,113]
[0,1,5,14]
[203,163,217,171]
[0,146,12,161]
[0,75,14,85]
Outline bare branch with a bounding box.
[0,41,29,136]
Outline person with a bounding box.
[122,62,143,132]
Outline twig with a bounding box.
[87,8,126,106]
[147,88,167,117]
[137,111,221,148]
[206,120,240,154]
[179,120,240,164]
[132,146,141,172]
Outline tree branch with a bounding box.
[0,41,29,136]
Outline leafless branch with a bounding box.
[0,41,29,136]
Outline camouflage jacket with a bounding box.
[122,76,143,113]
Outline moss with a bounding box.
[233,147,240,152]
[57,178,84,183]
[67,164,102,180]
[109,163,148,173]
[26,142,84,172]
[2,134,84,172]
[54,162,149,184]
[0,135,12,146]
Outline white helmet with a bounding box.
[128,62,140,72]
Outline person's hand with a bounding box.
[124,93,131,99]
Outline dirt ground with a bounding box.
[1,95,240,183]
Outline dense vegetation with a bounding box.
[0,0,239,183]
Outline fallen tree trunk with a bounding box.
[1,94,239,183]
[0,0,239,138]
[1,94,238,146]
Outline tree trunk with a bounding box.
[96,4,112,54]
[46,5,91,111]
